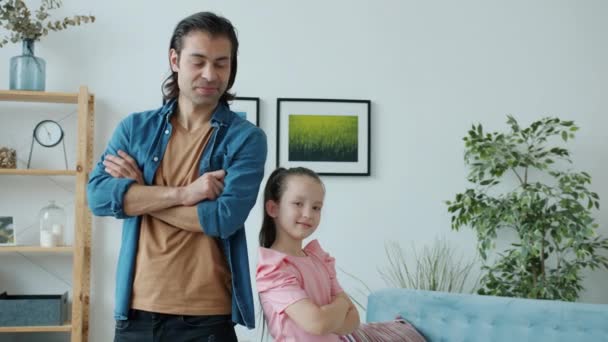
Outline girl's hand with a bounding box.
[334,292,354,309]
[334,294,350,311]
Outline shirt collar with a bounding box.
[160,98,231,126]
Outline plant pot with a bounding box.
[9,39,46,91]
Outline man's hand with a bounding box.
[179,170,226,206]
[103,150,144,185]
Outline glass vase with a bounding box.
[10,39,46,91]
[39,200,66,247]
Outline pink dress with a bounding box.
[256,239,344,342]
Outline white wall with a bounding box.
[1,0,607,341]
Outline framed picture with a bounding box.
[277,98,371,176]
[230,97,260,126]
[0,216,16,246]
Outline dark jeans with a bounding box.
[114,309,238,342]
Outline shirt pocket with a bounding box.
[210,152,232,171]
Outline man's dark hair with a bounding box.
[162,12,239,104]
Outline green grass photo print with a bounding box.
[277,98,370,176]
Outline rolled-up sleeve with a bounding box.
[87,118,137,219]
[197,128,267,239]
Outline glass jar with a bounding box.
[39,200,66,247]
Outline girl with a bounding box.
[256,167,360,341]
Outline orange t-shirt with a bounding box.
[131,117,231,315]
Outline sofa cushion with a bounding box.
[340,317,426,342]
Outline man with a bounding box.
[87,12,267,341]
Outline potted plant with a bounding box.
[337,238,478,313]
[379,238,478,294]
[0,0,94,91]
[447,116,608,301]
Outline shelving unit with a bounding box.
[0,246,73,253]
[0,169,78,176]
[0,323,72,333]
[0,90,85,104]
[0,86,94,342]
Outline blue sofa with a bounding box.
[366,288,608,342]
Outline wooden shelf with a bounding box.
[0,322,71,333]
[0,169,77,176]
[0,90,92,104]
[0,246,73,253]
[0,86,93,341]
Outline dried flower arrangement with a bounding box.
[0,0,95,47]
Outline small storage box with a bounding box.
[0,292,68,326]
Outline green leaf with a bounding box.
[451,115,604,301]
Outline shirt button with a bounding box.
[164,129,169,134]
[153,156,158,162]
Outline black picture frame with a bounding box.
[277,98,371,176]
[231,97,260,126]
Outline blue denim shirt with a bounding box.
[86,99,267,329]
